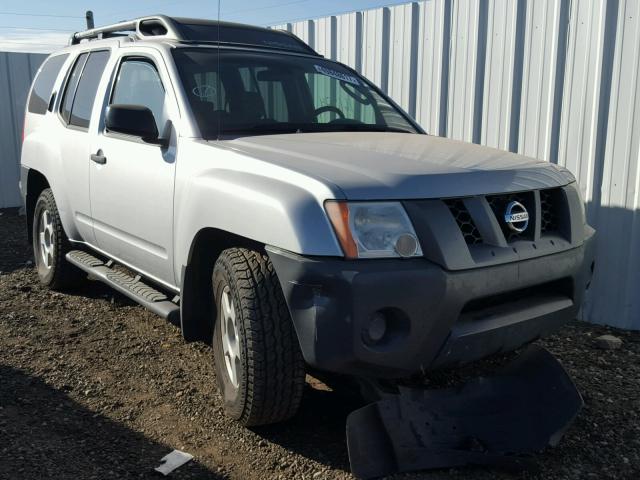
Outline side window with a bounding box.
[69,51,110,128]
[60,50,110,128]
[28,53,69,115]
[111,59,167,135]
[60,53,88,123]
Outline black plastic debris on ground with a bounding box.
[346,346,583,479]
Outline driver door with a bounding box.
[89,53,178,287]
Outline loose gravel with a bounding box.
[0,208,638,480]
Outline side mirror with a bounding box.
[105,104,163,144]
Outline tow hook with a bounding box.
[346,346,583,479]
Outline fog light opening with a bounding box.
[363,311,387,345]
[362,308,410,349]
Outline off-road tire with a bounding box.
[212,248,305,426]
[32,188,84,290]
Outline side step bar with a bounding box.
[66,250,180,323]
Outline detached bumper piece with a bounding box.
[346,346,582,479]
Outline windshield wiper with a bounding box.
[223,123,303,135]
[222,122,415,136]
[332,124,414,134]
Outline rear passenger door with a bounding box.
[89,53,177,287]
[57,50,110,244]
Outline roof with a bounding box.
[70,15,319,56]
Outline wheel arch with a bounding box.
[180,227,264,343]
[24,168,51,244]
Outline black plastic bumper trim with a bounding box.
[267,230,595,378]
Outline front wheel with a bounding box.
[32,188,83,290]
[212,248,305,426]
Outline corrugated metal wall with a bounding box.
[0,51,46,208]
[274,0,640,330]
[0,2,638,329]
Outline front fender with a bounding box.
[173,165,344,281]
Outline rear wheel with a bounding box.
[32,188,84,290]
[212,248,305,426]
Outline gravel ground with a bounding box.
[0,207,638,480]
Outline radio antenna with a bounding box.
[216,0,222,140]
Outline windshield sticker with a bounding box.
[192,85,216,99]
[314,65,360,86]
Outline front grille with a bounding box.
[403,186,576,271]
[445,199,483,245]
[540,188,561,234]
[487,191,535,242]
[441,188,569,248]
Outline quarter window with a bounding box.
[28,53,69,115]
[111,59,167,136]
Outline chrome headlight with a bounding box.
[325,201,423,259]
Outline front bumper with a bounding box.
[267,229,595,378]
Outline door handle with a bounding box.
[90,150,107,165]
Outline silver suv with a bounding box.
[20,16,595,427]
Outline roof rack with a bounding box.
[71,15,180,44]
[70,15,319,56]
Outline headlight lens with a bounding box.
[325,201,423,259]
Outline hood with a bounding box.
[222,132,575,200]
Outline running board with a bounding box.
[66,250,180,323]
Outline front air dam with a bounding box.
[346,345,583,479]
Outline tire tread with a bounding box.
[34,189,83,290]
[214,248,305,426]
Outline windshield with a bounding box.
[172,48,419,138]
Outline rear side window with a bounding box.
[70,51,110,128]
[61,53,88,123]
[28,54,68,115]
[60,50,110,129]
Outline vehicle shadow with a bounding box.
[252,376,365,473]
[0,364,222,480]
[0,208,31,274]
